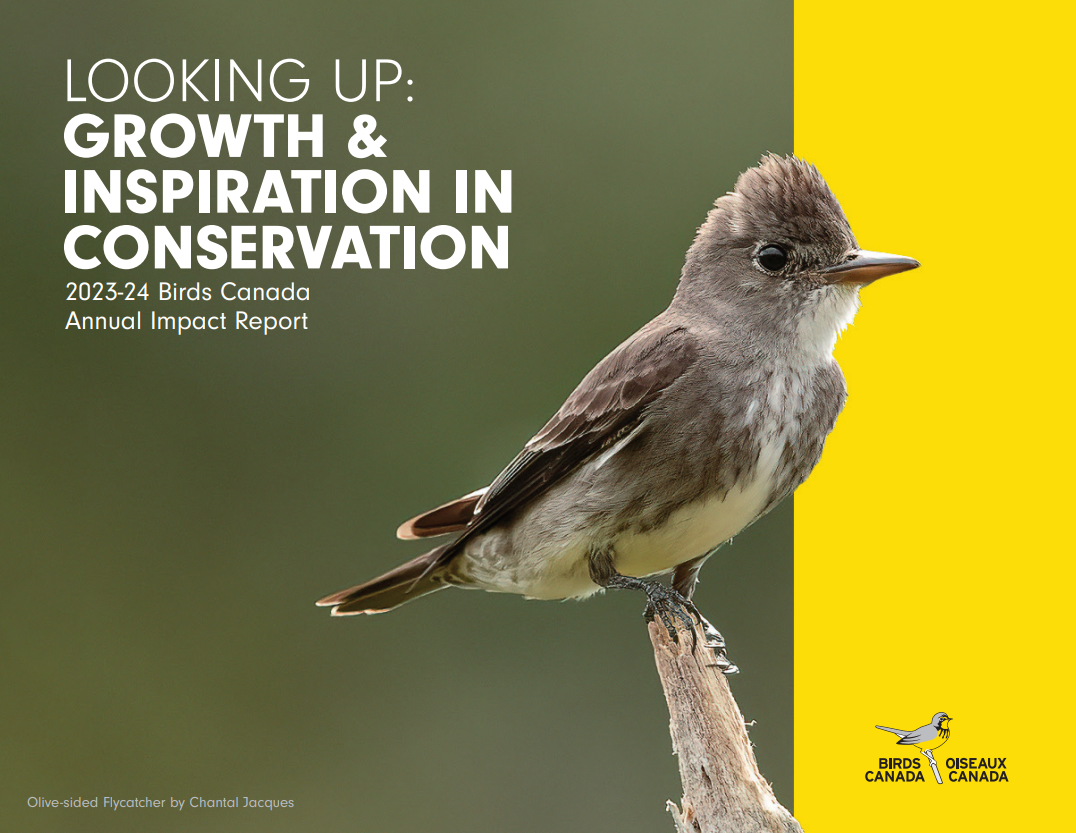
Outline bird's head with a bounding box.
[675,154,919,357]
[933,712,952,728]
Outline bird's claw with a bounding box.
[604,573,736,670]
[643,595,698,650]
[707,653,739,675]
[698,614,738,675]
[700,619,726,650]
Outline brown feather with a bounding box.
[317,546,448,615]
[420,323,698,577]
[396,491,484,539]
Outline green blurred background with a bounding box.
[2,2,793,830]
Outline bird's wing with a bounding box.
[434,321,698,559]
[894,726,935,745]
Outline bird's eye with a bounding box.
[755,244,789,273]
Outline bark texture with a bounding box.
[648,621,803,833]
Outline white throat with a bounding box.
[795,285,860,360]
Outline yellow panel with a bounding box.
[794,2,1074,828]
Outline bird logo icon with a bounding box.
[876,712,952,784]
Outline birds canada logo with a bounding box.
[876,713,953,784]
[317,155,919,672]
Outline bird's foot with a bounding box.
[604,574,698,647]
[644,595,699,651]
[599,572,738,673]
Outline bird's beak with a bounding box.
[821,250,920,286]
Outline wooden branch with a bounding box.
[648,620,803,833]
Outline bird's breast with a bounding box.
[612,428,788,578]
[612,360,840,578]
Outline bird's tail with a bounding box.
[875,725,907,737]
[316,545,450,615]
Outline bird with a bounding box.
[876,713,952,783]
[875,713,953,753]
[317,154,919,670]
